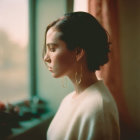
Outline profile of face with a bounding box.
[44,27,76,78]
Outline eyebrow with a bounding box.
[46,43,58,47]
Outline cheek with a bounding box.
[60,53,74,66]
[55,53,74,68]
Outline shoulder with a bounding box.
[78,81,119,120]
[80,95,103,121]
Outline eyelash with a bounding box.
[49,47,55,52]
[46,44,57,53]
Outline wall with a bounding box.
[119,0,140,129]
[36,0,74,113]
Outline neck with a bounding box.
[68,70,98,95]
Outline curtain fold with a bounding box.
[88,0,131,125]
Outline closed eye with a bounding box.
[49,47,55,52]
[46,43,57,52]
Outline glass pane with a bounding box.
[0,0,29,103]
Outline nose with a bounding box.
[44,53,51,63]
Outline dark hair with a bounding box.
[43,11,110,72]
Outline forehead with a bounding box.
[46,28,62,43]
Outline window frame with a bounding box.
[28,0,37,97]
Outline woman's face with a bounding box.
[44,28,76,78]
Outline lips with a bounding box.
[48,66,53,72]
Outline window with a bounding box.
[0,0,29,103]
[74,0,88,12]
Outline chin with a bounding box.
[52,73,62,78]
[52,73,65,78]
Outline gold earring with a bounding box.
[75,65,83,85]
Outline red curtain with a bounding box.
[88,0,131,126]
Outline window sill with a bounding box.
[5,112,54,140]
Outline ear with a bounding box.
[75,48,85,62]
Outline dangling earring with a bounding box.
[61,77,68,88]
[75,65,83,85]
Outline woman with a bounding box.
[43,12,120,140]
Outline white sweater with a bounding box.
[47,80,120,140]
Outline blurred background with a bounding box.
[0,0,140,140]
[0,0,29,103]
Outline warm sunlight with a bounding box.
[0,0,28,48]
[0,0,29,103]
